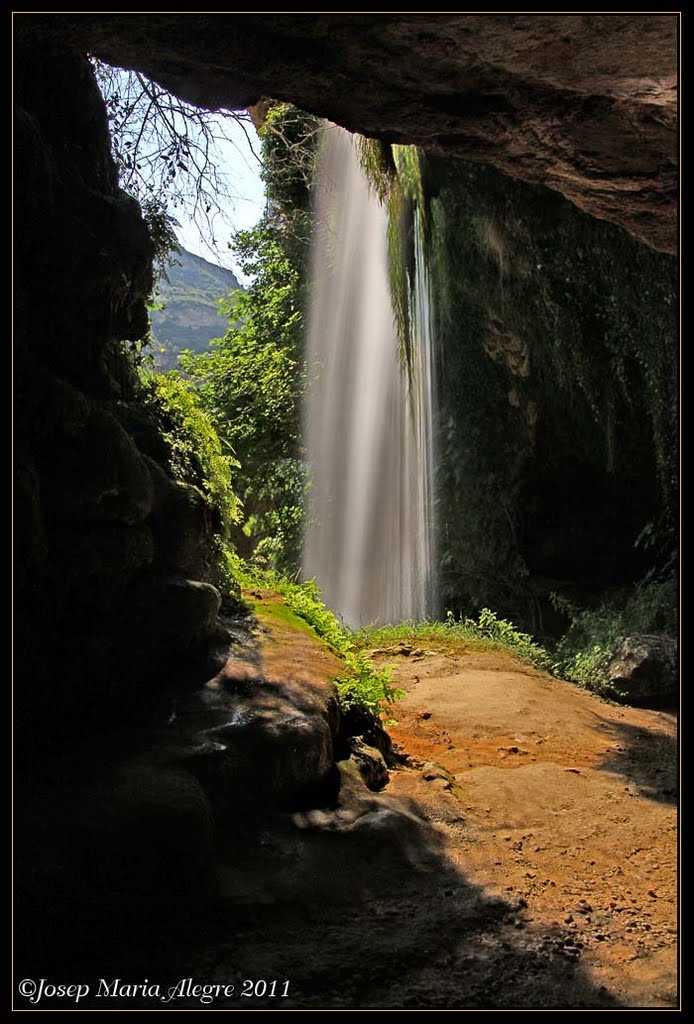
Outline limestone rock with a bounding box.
[34,524,154,627]
[203,703,335,809]
[110,402,176,467]
[111,765,214,898]
[15,765,214,941]
[49,523,154,577]
[145,455,211,576]
[159,601,345,811]
[132,576,222,648]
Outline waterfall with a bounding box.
[303,126,437,628]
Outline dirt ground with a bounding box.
[385,646,678,1008]
[174,645,677,1010]
[32,642,675,1010]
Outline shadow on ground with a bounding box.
[15,775,624,1010]
[594,715,678,804]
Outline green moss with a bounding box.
[356,136,396,203]
[231,558,403,727]
[424,159,676,621]
[245,593,315,636]
[139,369,240,537]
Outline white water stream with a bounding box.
[303,126,436,627]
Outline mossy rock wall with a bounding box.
[426,158,677,630]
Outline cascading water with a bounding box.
[303,126,437,627]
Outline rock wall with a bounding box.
[14,40,222,758]
[17,13,678,252]
[426,158,677,629]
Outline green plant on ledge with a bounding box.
[230,558,404,728]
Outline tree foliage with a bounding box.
[95,60,321,574]
[180,233,303,569]
[181,103,322,573]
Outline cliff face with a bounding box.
[151,248,241,370]
[424,159,676,626]
[17,13,678,252]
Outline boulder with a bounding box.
[49,523,154,577]
[607,634,678,707]
[347,737,389,791]
[33,523,154,627]
[110,402,175,467]
[202,698,335,810]
[110,764,214,900]
[145,455,211,575]
[153,600,345,812]
[129,576,222,648]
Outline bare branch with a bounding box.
[92,59,261,260]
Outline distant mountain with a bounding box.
[149,247,242,370]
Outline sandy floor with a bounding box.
[385,646,678,1008]
[170,646,677,1010]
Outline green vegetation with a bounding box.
[359,137,427,380]
[231,558,404,727]
[355,609,550,671]
[426,159,677,622]
[550,578,677,697]
[141,370,240,535]
[353,577,677,703]
[179,234,303,570]
[180,104,320,573]
[139,369,242,604]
